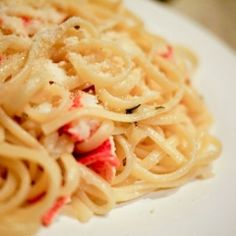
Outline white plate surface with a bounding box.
[39,0,236,235]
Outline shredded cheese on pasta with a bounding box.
[0,0,221,235]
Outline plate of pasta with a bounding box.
[0,0,236,235]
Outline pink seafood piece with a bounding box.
[160,45,173,59]
[59,91,99,143]
[42,196,70,226]
[70,91,98,110]
[27,192,45,204]
[60,119,99,143]
[20,16,32,26]
[76,137,120,182]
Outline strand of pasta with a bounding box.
[42,87,184,134]
[0,1,221,235]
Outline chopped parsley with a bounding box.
[49,80,55,85]
[126,104,141,114]
[155,106,165,110]
[122,158,127,166]
[74,25,80,30]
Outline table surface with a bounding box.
[156,0,236,52]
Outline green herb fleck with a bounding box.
[123,158,127,166]
[126,104,141,114]
[49,80,55,85]
[74,25,80,30]
[155,106,165,110]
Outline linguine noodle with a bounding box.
[0,0,221,235]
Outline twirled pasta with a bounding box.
[0,0,221,235]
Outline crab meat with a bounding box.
[21,16,32,26]
[27,192,45,204]
[159,45,173,59]
[42,196,70,226]
[89,161,117,183]
[60,119,99,143]
[70,91,98,109]
[59,92,120,182]
[41,133,74,158]
[60,91,100,143]
[76,137,120,182]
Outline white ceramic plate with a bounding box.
[38,0,236,235]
